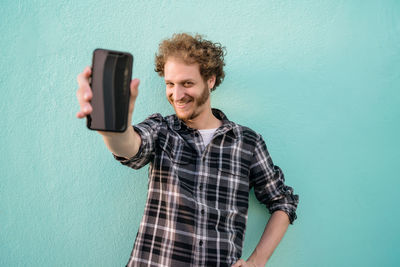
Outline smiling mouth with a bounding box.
[175,100,193,109]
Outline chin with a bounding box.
[175,107,197,121]
[175,111,192,121]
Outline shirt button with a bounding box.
[201,209,205,215]
[199,240,203,246]
[199,185,203,190]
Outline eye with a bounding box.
[166,82,174,87]
[183,81,193,87]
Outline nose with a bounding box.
[172,85,185,101]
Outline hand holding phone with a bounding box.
[76,49,139,134]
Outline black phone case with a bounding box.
[86,48,133,132]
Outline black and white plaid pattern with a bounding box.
[113,109,299,267]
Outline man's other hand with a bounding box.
[231,258,260,267]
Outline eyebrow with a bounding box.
[164,79,195,83]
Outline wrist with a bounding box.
[247,252,267,267]
[247,259,259,267]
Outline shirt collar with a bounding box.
[169,108,237,137]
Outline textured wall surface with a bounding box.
[1,1,400,266]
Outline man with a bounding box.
[76,33,299,267]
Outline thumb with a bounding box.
[128,78,140,112]
[126,78,140,127]
[130,78,140,100]
[231,259,245,267]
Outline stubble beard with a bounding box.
[169,83,210,122]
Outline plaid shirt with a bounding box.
[113,109,299,267]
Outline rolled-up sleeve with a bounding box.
[112,113,163,170]
[249,135,299,224]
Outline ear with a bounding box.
[207,75,216,91]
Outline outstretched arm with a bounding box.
[76,66,142,159]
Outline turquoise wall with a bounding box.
[1,1,399,266]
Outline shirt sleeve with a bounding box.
[112,113,163,170]
[249,134,299,224]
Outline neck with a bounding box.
[185,105,222,130]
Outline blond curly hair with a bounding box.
[155,33,226,91]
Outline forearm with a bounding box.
[247,210,290,266]
[100,126,141,159]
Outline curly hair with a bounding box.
[155,33,226,91]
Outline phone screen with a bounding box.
[87,49,133,132]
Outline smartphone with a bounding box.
[86,48,133,132]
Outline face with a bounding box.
[164,57,215,122]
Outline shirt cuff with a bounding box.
[268,193,299,224]
[112,127,145,167]
[270,207,298,225]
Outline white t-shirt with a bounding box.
[198,128,218,147]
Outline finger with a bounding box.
[82,66,92,77]
[77,102,92,115]
[82,103,92,113]
[76,83,92,100]
[76,66,94,114]
[76,87,92,102]
[76,88,93,113]
[76,111,86,119]
[128,79,140,116]
[130,78,140,99]
[77,66,92,85]
[231,259,245,267]
[77,66,92,98]
[75,88,92,112]
[82,87,92,101]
